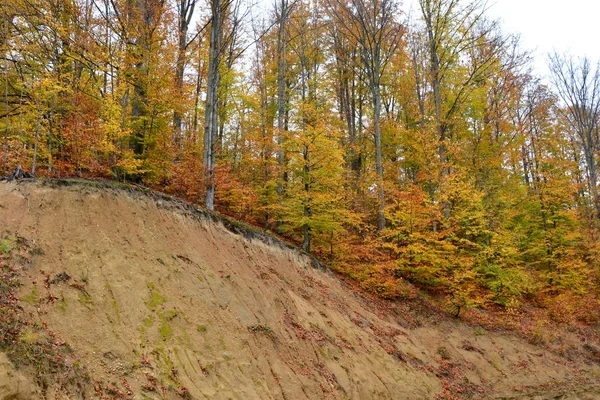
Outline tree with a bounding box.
[204,0,232,210]
[327,0,402,231]
[548,53,600,218]
[330,19,366,176]
[417,0,503,228]
[173,0,198,144]
[274,0,296,201]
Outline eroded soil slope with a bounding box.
[0,180,598,399]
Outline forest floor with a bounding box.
[0,179,599,399]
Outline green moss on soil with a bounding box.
[145,282,166,311]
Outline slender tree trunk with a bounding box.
[276,0,289,198]
[584,141,600,217]
[192,48,204,134]
[3,54,7,175]
[302,144,311,252]
[371,81,385,231]
[173,31,187,145]
[32,116,39,176]
[203,0,222,210]
[3,0,7,175]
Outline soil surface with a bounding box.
[0,180,598,399]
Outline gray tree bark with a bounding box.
[276,0,293,198]
[203,0,224,210]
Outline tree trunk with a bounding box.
[203,0,222,210]
[276,0,289,198]
[302,145,311,252]
[584,141,600,217]
[372,82,385,231]
[192,46,204,134]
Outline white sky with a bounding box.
[403,0,600,78]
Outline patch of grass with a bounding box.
[248,324,272,333]
[21,286,39,304]
[151,344,181,386]
[180,326,191,345]
[173,347,190,378]
[489,353,501,369]
[159,323,173,341]
[145,282,166,311]
[50,272,71,285]
[179,311,191,324]
[138,329,148,348]
[532,323,549,345]
[0,238,16,254]
[56,292,67,311]
[437,346,451,360]
[196,324,208,333]
[154,309,178,341]
[143,315,154,327]
[473,326,487,336]
[184,349,197,373]
[104,282,120,323]
[111,300,121,324]
[78,290,94,308]
[164,310,178,321]
[19,327,40,344]
[317,346,329,359]
[105,312,115,324]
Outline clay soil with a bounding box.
[0,180,599,399]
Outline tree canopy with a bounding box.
[2,0,600,326]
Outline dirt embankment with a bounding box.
[0,180,598,399]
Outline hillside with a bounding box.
[0,180,599,399]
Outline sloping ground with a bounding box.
[0,180,598,400]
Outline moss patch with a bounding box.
[56,292,67,311]
[143,315,154,327]
[0,238,17,254]
[78,290,94,308]
[21,286,39,304]
[111,300,121,324]
[145,282,166,311]
[159,323,173,341]
[164,310,178,321]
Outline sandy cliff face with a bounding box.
[0,180,598,399]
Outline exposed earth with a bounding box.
[0,180,598,399]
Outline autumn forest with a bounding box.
[2,0,600,327]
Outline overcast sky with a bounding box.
[403,0,600,78]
